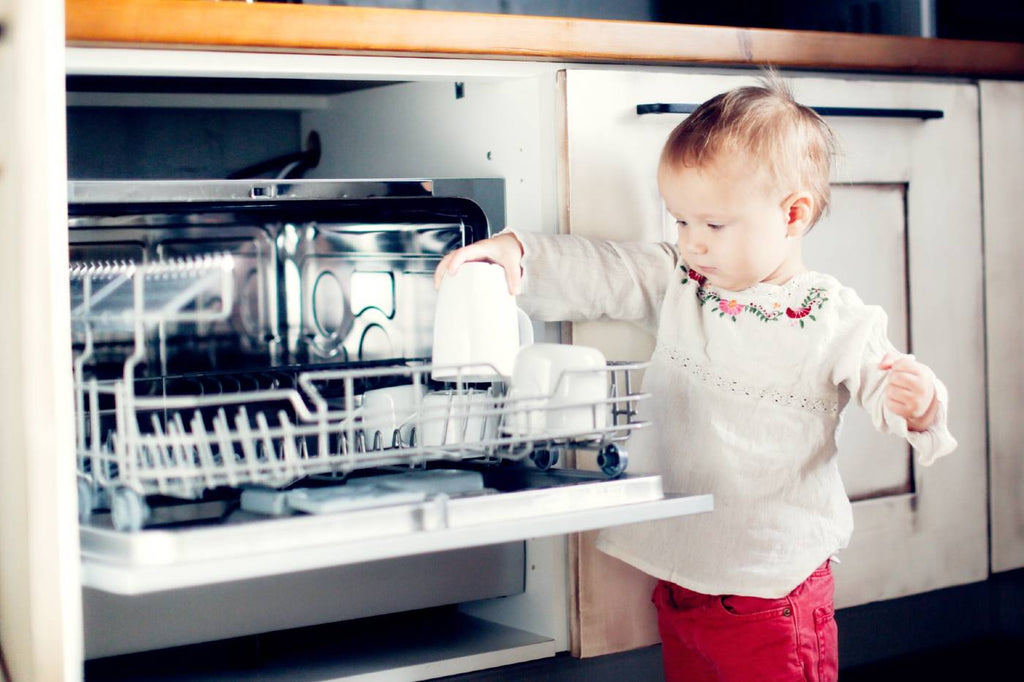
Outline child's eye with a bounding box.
[708,223,725,230]
[675,220,688,227]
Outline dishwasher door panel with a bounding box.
[80,466,712,595]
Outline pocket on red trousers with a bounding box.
[813,604,838,682]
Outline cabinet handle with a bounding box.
[636,103,943,120]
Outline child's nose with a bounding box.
[683,233,708,255]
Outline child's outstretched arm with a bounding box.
[878,353,939,432]
[437,230,677,328]
[434,232,524,295]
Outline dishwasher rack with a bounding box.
[71,255,650,532]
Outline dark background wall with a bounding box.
[657,0,1024,41]
[66,108,301,180]
[306,0,1024,42]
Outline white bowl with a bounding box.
[505,343,608,439]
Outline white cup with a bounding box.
[359,384,428,449]
[505,343,608,438]
[431,262,533,382]
[417,389,500,447]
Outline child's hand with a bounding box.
[434,232,525,295]
[879,352,939,432]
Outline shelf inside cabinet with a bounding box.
[84,608,556,681]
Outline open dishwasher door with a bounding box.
[79,465,711,595]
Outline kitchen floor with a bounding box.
[437,635,1022,681]
[84,636,1021,682]
[841,635,1020,681]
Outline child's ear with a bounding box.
[783,192,814,238]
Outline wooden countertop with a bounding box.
[65,0,1024,79]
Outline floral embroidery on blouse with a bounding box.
[680,266,829,327]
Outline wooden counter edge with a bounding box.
[65,0,1024,79]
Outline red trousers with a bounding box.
[652,562,838,682]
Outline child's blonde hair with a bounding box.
[660,72,839,226]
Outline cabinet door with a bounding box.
[981,80,1024,574]
[0,0,82,680]
[561,69,986,656]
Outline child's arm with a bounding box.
[434,232,525,295]
[878,353,939,432]
[832,295,956,464]
[435,230,678,330]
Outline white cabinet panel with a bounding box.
[562,68,987,656]
[805,184,911,501]
[0,0,81,680]
[302,76,560,247]
[981,80,1024,573]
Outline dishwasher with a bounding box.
[68,178,712,677]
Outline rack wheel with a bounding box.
[529,447,560,471]
[77,479,94,523]
[111,488,150,532]
[597,443,628,478]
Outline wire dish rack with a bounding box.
[71,254,650,532]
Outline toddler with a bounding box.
[434,74,955,682]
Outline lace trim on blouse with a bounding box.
[657,345,840,415]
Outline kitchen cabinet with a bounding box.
[981,79,1024,574]
[560,68,988,656]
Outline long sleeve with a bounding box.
[507,229,678,334]
[830,290,957,466]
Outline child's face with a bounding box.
[658,153,806,292]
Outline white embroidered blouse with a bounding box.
[511,230,957,599]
